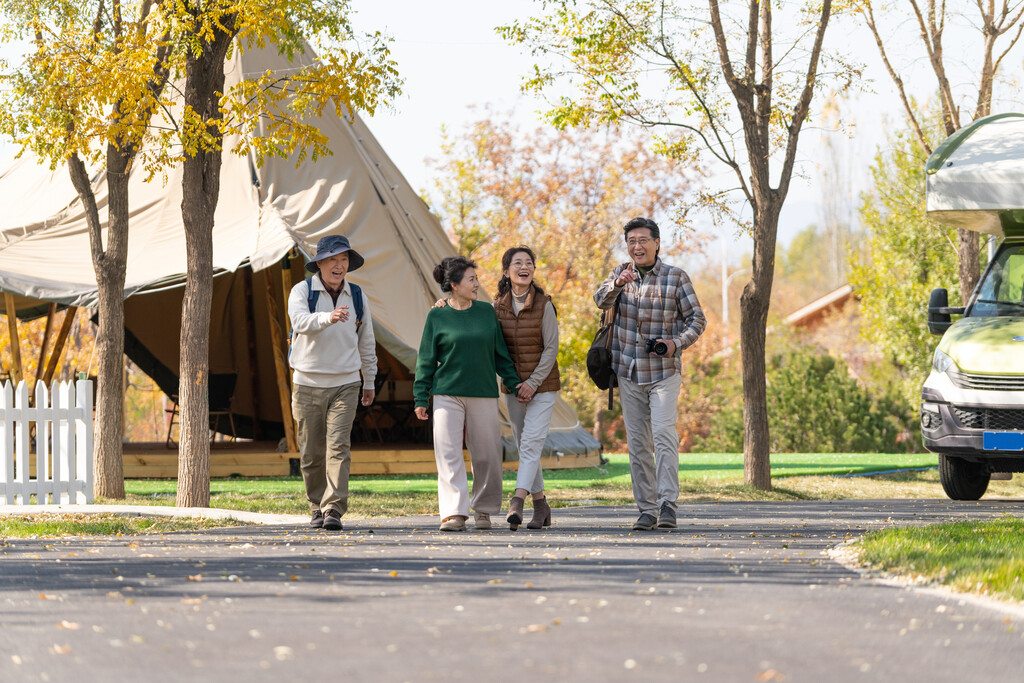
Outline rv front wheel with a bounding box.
[938,455,990,500]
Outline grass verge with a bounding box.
[97,452,1007,519]
[856,517,1024,603]
[0,513,245,538]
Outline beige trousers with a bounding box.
[618,373,682,516]
[431,395,503,519]
[292,382,361,516]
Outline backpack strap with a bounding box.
[306,277,364,327]
[305,277,319,314]
[349,282,364,327]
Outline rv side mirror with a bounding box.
[927,288,965,335]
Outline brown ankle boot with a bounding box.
[527,496,551,529]
[506,496,525,530]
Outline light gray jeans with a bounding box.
[504,391,558,494]
[618,373,682,516]
[291,382,361,516]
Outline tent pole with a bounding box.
[242,269,265,441]
[42,306,78,385]
[263,268,298,453]
[34,302,58,383]
[3,293,23,386]
[280,251,294,338]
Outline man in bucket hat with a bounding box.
[288,234,377,531]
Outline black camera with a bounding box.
[645,339,669,356]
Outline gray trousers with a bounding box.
[504,391,557,494]
[292,382,361,516]
[618,373,682,515]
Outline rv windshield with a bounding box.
[970,242,1024,317]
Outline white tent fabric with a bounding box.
[0,42,599,457]
[926,114,1024,236]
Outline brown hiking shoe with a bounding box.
[439,515,467,532]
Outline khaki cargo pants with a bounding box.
[292,382,361,515]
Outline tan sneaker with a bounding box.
[439,515,467,532]
[473,512,492,530]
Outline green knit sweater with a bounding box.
[414,301,520,407]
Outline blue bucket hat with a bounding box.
[306,234,365,273]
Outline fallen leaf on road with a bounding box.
[519,624,547,633]
[186,574,203,582]
[49,644,70,655]
[58,621,79,630]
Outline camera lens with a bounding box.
[654,341,669,356]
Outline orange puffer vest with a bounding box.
[494,285,561,394]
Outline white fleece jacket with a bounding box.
[287,276,377,389]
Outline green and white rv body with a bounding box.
[923,113,1024,500]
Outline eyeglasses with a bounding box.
[509,260,535,269]
[627,238,654,248]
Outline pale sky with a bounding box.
[349,0,886,259]
[3,3,1019,266]
[349,2,1024,266]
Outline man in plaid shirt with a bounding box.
[594,217,706,530]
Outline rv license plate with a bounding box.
[983,432,1024,451]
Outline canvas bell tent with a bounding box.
[0,42,600,476]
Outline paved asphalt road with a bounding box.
[2,500,1024,682]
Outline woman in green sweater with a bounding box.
[414,256,521,532]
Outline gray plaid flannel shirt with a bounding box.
[594,259,706,385]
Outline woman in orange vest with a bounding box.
[493,246,561,531]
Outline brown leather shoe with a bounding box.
[527,496,551,529]
[506,496,525,530]
[323,509,343,531]
[309,510,324,529]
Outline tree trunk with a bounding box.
[176,22,235,508]
[592,404,605,445]
[67,151,129,499]
[958,228,980,303]
[739,203,780,491]
[93,148,132,498]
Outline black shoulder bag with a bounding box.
[586,293,621,409]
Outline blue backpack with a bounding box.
[303,277,363,325]
[288,279,364,358]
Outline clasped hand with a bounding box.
[515,382,534,403]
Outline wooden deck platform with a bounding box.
[122,442,601,478]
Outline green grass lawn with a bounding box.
[857,518,1024,602]
[0,513,244,538]
[106,452,945,517]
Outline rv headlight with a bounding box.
[932,347,955,374]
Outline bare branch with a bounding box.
[67,152,105,266]
[92,0,106,42]
[776,0,832,201]
[859,0,933,155]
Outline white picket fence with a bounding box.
[0,379,94,505]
